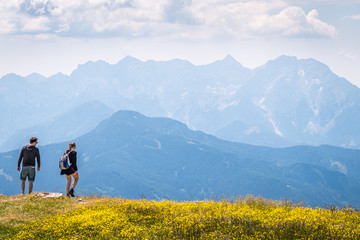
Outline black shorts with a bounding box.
[61,167,77,176]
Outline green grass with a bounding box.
[0,194,94,239]
[1,194,360,239]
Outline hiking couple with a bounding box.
[17,137,79,197]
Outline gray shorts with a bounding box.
[20,166,36,181]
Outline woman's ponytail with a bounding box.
[68,142,76,152]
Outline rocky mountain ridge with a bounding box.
[0,55,359,150]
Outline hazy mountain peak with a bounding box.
[75,100,114,113]
[253,55,298,74]
[71,60,112,77]
[26,73,47,83]
[95,110,146,129]
[79,59,109,68]
[298,58,331,74]
[223,54,238,62]
[209,54,243,67]
[267,56,330,74]
[26,72,45,78]
[111,110,145,120]
[92,110,194,141]
[1,73,23,81]
[49,72,68,79]
[268,55,298,66]
[118,56,143,65]
[256,55,333,79]
[165,58,195,67]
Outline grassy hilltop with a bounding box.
[1,194,360,239]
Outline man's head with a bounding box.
[29,137,38,145]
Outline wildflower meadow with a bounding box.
[1,195,360,239]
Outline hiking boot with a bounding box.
[69,188,75,197]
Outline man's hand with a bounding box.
[17,167,21,171]
[37,167,40,171]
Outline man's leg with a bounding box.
[21,180,25,195]
[28,181,34,194]
[26,167,36,194]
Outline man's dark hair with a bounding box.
[30,137,38,144]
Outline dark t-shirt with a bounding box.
[18,145,40,168]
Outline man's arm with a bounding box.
[17,148,23,171]
[36,148,40,171]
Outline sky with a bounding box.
[0,0,360,87]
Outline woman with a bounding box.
[60,142,79,197]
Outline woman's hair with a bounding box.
[68,142,76,151]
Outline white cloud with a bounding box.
[349,14,360,20]
[288,0,359,4]
[339,50,357,60]
[0,0,337,39]
[0,1,19,34]
[342,13,360,21]
[248,7,337,38]
[21,16,51,32]
[0,19,16,34]
[0,168,13,182]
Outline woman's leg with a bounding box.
[71,171,79,190]
[65,174,72,196]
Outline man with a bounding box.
[17,137,40,195]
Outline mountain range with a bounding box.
[1,55,359,151]
[1,110,359,208]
